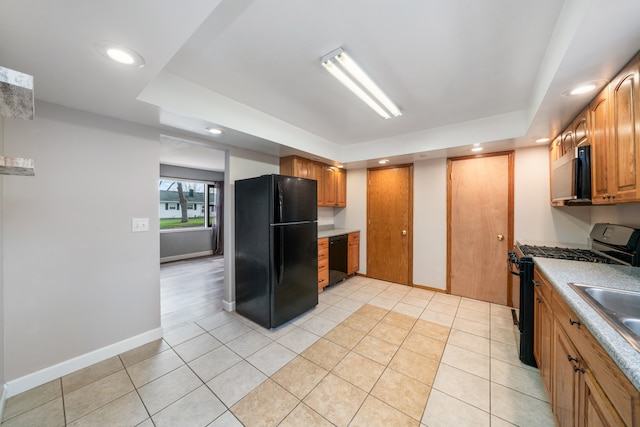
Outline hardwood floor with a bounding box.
[160,256,225,330]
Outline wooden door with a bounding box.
[367,165,413,285]
[448,153,513,305]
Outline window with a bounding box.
[209,185,217,227]
[159,179,206,229]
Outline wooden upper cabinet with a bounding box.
[549,136,563,205]
[590,86,611,204]
[280,156,310,178]
[609,53,640,203]
[324,166,337,206]
[280,156,346,207]
[323,165,346,207]
[573,108,589,146]
[562,129,575,155]
[589,53,640,204]
[550,135,563,163]
[336,168,346,207]
[310,161,325,205]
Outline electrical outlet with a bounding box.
[132,217,149,232]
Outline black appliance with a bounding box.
[235,174,318,329]
[508,223,640,367]
[551,145,591,203]
[329,234,348,285]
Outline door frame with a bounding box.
[446,151,514,303]
[366,163,414,286]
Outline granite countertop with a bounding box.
[317,228,360,238]
[533,257,640,391]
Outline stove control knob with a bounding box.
[497,234,504,241]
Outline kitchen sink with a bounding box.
[622,318,640,336]
[569,283,640,351]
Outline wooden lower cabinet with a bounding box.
[533,274,553,398]
[318,238,328,292]
[533,267,639,426]
[554,324,581,427]
[348,232,360,275]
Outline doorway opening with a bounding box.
[158,136,228,327]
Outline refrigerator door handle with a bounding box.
[276,227,285,284]
[276,181,284,223]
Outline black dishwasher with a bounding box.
[329,235,348,285]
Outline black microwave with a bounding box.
[551,145,591,202]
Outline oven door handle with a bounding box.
[507,251,521,276]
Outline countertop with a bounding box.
[534,257,640,391]
[317,228,360,238]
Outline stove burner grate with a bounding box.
[519,245,616,264]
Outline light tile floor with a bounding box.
[2,275,556,426]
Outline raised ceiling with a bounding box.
[2,0,640,168]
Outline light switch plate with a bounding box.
[132,217,149,232]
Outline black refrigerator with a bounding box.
[234,174,318,329]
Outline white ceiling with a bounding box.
[2,0,640,170]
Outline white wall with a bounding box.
[413,158,448,289]
[335,168,368,273]
[0,115,5,392]
[3,102,161,392]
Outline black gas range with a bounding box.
[507,223,640,367]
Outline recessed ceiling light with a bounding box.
[337,164,344,168]
[378,159,389,164]
[536,137,550,143]
[473,143,481,147]
[560,80,607,97]
[96,41,145,68]
[570,84,596,95]
[471,147,483,152]
[206,127,223,135]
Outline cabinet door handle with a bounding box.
[567,355,579,363]
[573,365,585,374]
[536,297,542,303]
[569,318,581,327]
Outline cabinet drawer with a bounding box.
[318,238,329,250]
[348,232,360,244]
[318,259,329,289]
[318,247,328,261]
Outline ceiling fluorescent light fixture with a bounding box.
[322,48,401,119]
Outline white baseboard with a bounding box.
[0,384,7,423]
[222,299,235,312]
[160,251,214,264]
[5,327,163,398]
